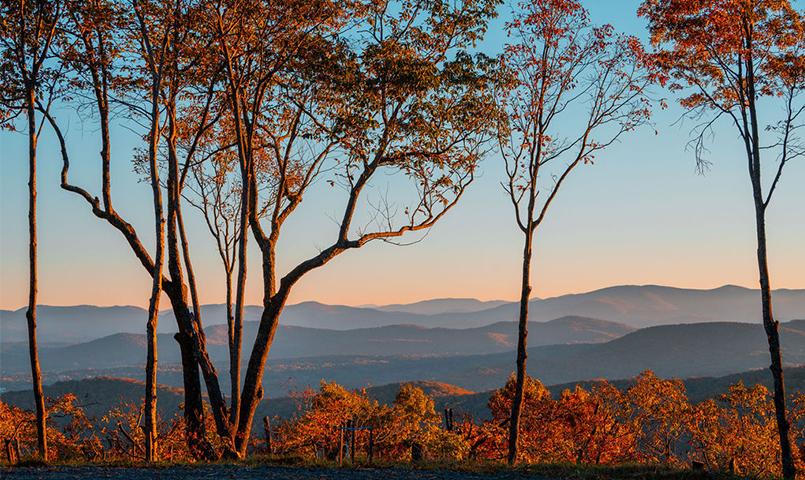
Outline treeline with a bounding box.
[2,370,805,479]
[1,0,802,474]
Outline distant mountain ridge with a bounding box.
[0,315,633,375]
[370,298,509,315]
[4,319,805,399]
[2,285,804,343]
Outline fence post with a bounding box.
[338,421,344,466]
[368,427,374,465]
[350,419,356,465]
[263,416,272,455]
[444,407,454,432]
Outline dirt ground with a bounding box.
[0,465,556,480]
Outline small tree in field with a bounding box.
[0,0,62,460]
[638,1,803,477]
[497,0,655,465]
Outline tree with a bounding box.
[497,0,655,464]
[130,0,173,461]
[626,371,691,465]
[41,0,220,458]
[687,382,781,477]
[184,124,244,430]
[210,0,498,455]
[0,0,63,460]
[487,374,561,463]
[556,382,636,465]
[638,1,804,477]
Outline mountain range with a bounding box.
[0,316,632,375]
[4,319,805,398]
[3,284,805,344]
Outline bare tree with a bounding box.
[639,1,803,477]
[497,0,655,465]
[0,0,62,461]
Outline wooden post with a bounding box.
[338,421,344,466]
[13,435,20,464]
[350,419,356,465]
[263,416,272,455]
[368,427,374,465]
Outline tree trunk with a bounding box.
[744,59,796,479]
[173,328,215,459]
[25,85,48,462]
[227,264,242,428]
[143,79,164,463]
[508,230,533,466]
[143,243,162,463]
[230,181,249,429]
[754,204,795,479]
[234,298,286,456]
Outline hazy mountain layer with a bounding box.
[4,320,805,399]
[0,316,632,374]
[2,285,804,343]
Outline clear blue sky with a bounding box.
[1,0,803,309]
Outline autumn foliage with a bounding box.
[2,371,805,478]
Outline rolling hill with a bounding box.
[3,285,803,343]
[5,320,805,399]
[0,316,633,375]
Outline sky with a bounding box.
[1,0,803,310]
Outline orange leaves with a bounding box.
[688,383,783,477]
[274,382,469,462]
[638,0,803,111]
[0,394,98,462]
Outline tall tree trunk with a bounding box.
[143,233,162,463]
[165,111,236,457]
[745,59,796,479]
[227,262,241,427]
[230,180,249,430]
[143,80,164,463]
[234,297,286,456]
[173,326,214,459]
[25,85,48,462]
[508,229,533,466]
[754,203,795,479]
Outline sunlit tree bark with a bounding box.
[0,0,62,461]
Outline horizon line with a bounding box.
[3,282,803,312]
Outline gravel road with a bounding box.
[0,465,554,480]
